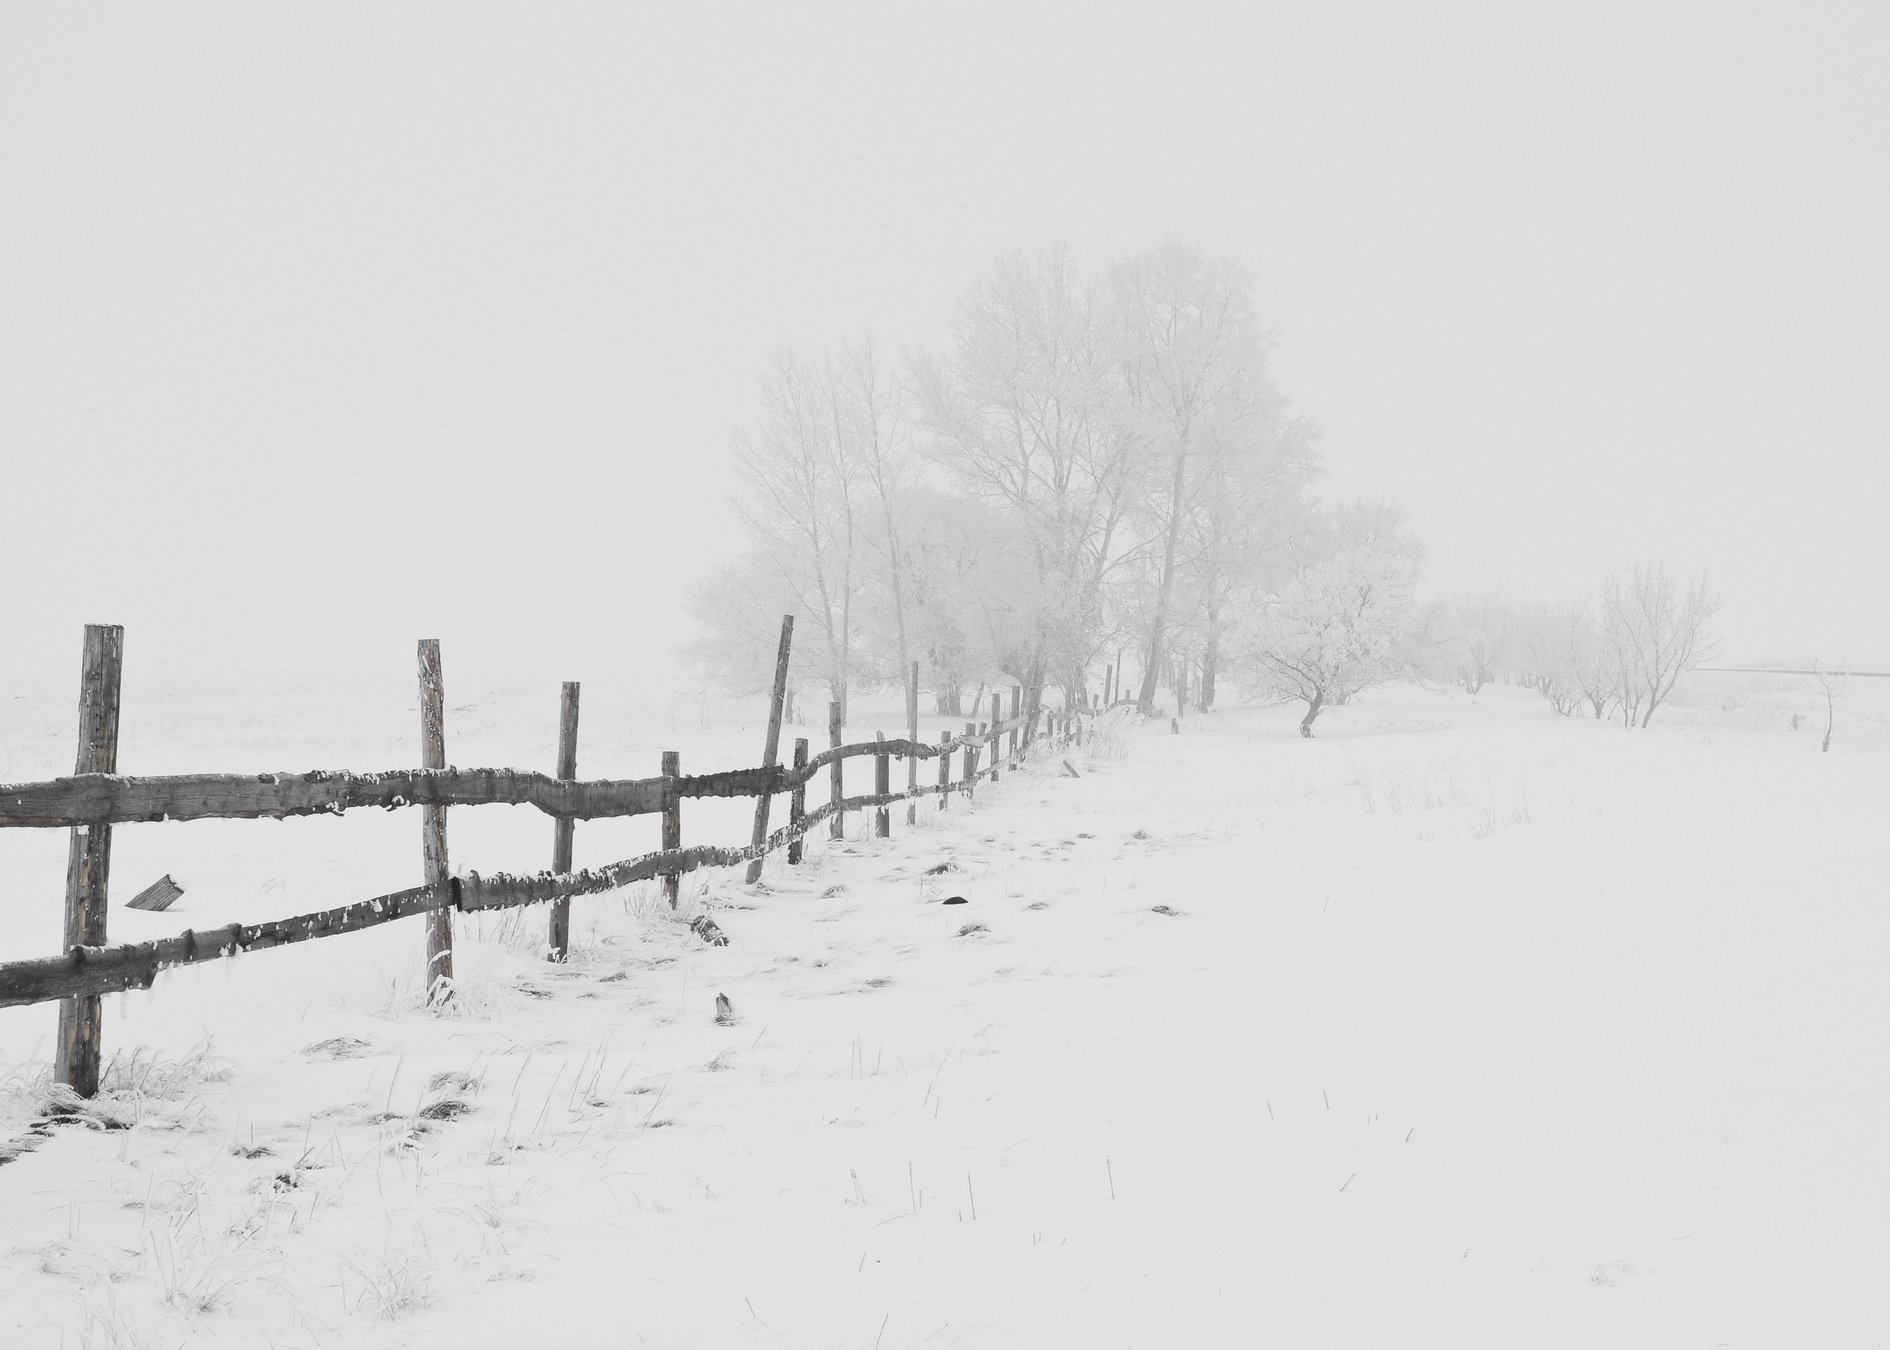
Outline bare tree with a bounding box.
[1111,243,1269,715]
[913,245,1140,723]
[1598,561,1720,727]
[1806,659,1847,752]
[826,338,917,684]
[1512,600,1608,717]
[1449,591,1514,695]
[729,350,864,718]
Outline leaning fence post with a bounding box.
[418,639,454,1004]
[936,729,951,810]
[661,750,682,908]
[875,732,890,838]
[1009,686,1021,764]
[55,623,124,1097]
[745,615,795,885]
[829,699,844,841]
[548,681,580,961]
[788,738,809,864]
[905,661,920,827]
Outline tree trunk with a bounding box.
[1137,436,1192,714]
[1299,689,1324,738]
[1199,613,1220,710]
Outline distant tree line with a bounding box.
[686,242,1720,739]
[687,242,1420,731]
[1414,560,1720,727]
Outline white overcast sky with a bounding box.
[4,3,1887,692]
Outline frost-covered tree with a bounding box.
[1113,244,1265,714]
[912,246,1140,721]
[698,243,1333,720]
[1234,545,1418,736]
[1448,591,1514,694]
[1599,561,1719,727]
[1103,243,1323,715]
[891,487,1011,715]
[1187,411,1320,709]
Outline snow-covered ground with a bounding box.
[2,672,1887,1348]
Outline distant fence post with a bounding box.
[1105,664,1114,707]
[745,615,794,885]
[55,623,124,1098]
[661,750,682,908]
[548,681,580,961]
[936,729,951,810]
[828,700,844,841]
[418,639,454,1004]
[905,661,920,826]
[788,738,809,864]
[875,732,890,838]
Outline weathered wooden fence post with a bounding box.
[875,732,890,838]
[418,639,454,1004]
[828,700,844,841]
[988,692,1003,782]
[745,615,794,885]
[1105,664,1114,707]
[547,682,580,961]
[905,661,920,827]
[55,623,124,1097]
[788,738,809,864]
[936,729,951,810]
[661,750,682,908]
[1009,686,1021,764]
[964,721,980,799]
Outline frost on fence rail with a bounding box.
[0,723,1030,830]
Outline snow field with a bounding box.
[0,676,1886,1347]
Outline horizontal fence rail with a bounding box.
[0,728,1026,831]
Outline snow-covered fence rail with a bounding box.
[1,735,1045,832]
[0,622,1089,1086]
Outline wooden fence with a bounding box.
[0,621,1091,1095]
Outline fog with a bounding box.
[5,4,1887,695]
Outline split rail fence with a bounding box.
[1,621,1092,1096]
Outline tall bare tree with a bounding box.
[912,246,1140,720]
[1599,560,1719,727]
[825,338,916,685]
[1111,243,1272,715]
[1806,659,1846,752]
[730,350,863,718]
